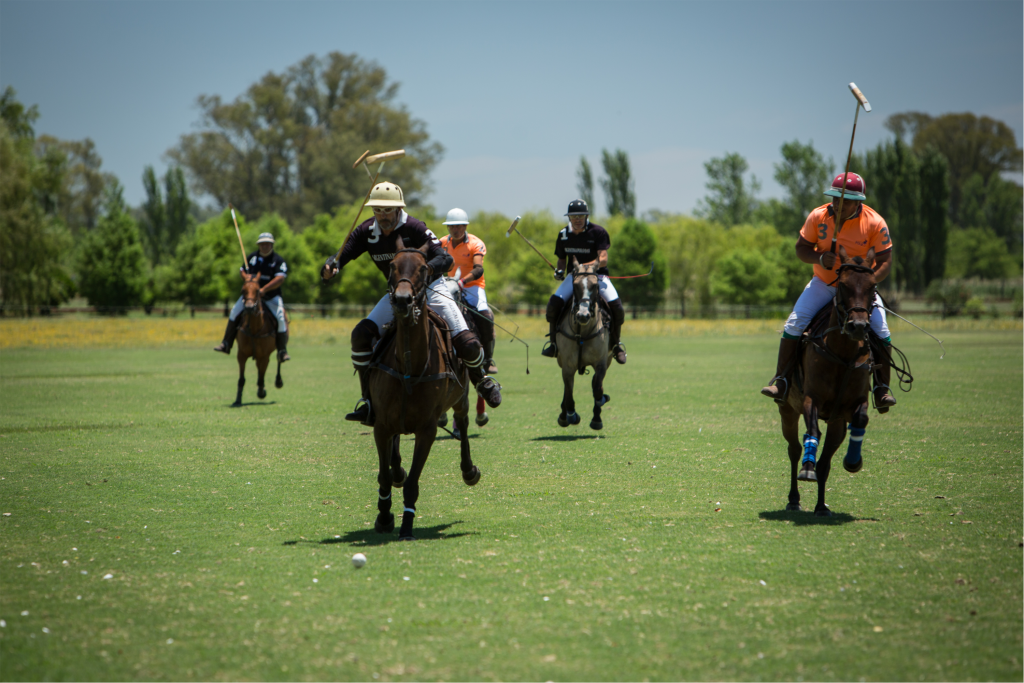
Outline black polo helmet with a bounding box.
[565,199,590,216]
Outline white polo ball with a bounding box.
[351,553,367,568]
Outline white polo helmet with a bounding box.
[365,182,406,208]
[256,232,275,244]
[443,208,470,225]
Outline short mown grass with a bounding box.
[0,321,1021,681]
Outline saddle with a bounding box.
[789,301,887,395]
[369,308,461,378]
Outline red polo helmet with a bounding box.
[824,172,866,201]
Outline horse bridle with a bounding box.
[388,249,430,323]
[572,269,598,322]
[239,281,274,338]
[831,262,876,338]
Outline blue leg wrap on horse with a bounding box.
[802,434,819,465]
[845,426,865,466]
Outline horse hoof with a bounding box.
[462,466,481,486]
[590,419,603,431]
[798,467,817,482]
[374,513,395,534]
[391,467,407,488]
[475,412,489,427]
[814,506,833,517]
[843,457,863,474]
[558,414,570,428]
[568,412,581,426]
[398,534,416,541]
[231,401,242,408]
[437,414,448,428]
[257,388,267,399]
[786,502,801,511]
[275,377,283,389]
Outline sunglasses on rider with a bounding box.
[372,206,397,215]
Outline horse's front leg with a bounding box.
[843,401,870,474]
[815,417,849,517]
[454,386,479,486]
[558,363,580,427]
[798,395,821,482]
[255,344,270,400]
[779,402,803,511]
[390,434,406,488]
[233,353,247,407]
[373,425,395,534]
[399,426,437,540]
[589,361,609,430]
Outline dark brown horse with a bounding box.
[554,259,612,430]
[778,246,878,516]
[232,274,283,406]
[367,246,480,540]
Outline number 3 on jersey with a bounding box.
[817,223,829,240]
[880,227,891,246]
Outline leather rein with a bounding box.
[811,262,878,400]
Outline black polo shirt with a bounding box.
[337,212,450,281]
[245,250,287,299]
[554,222,611,276]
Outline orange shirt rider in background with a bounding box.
[439,208,498,374]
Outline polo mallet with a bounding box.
[325,149,406,271]
[830,83,872,254]
[608,262,655,279]
[505,216,557,271]
[228,204,249,273]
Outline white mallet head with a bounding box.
[351,553,367,568]
[505,216,522,238]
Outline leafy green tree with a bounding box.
[758,140,834,234]
[957,171,1023,264]
[885,111,1022,228]
[650,215,728,316]
[140,166,195,266]
[600,149,636,217]
[945,227,1020,279]
[710,248,787,314]
[168,52,443,229]
[34,135,115,235]
[695,152,760,227]
[576,156,595,211]
[0,87,75,314]
[610,219,665,309]
[76,182,148,313]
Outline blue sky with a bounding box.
[2,0,1021,222]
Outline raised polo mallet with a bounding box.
[505,216,557,271]
[324,149,406,272]
[228,204,249,273]
[830,83,872,254]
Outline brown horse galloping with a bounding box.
[777,246,879,516]
[367,246,480,540]
[232,274,283,406]
[554,259,612,430]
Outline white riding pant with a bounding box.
[461,285,490,312]
[229,295,287,333]
[366,278,469,336]
[554,274,620,302]
[783,276,889,339]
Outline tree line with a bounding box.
[1,52,1020,317]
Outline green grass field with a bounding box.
[1,323,1021,681]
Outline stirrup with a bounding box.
[761,376,788,403]
[476,376,502,409]
[345,398,374,426]
[874,385,896,413]
[540,340,557,358]
[612,342,627,365]
[277,349,291,362]
[213,342,231,354]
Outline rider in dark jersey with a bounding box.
[540,199,627,365]
[320,182,502,426]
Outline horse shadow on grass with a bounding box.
[283,521,475,548]
[530,434,607,442]
[759,509,878,526]
[228,401,277,408]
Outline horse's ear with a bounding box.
[395,235,406,251]
[570,255,579,271]
[837,245,850,263]
[864,247,876,268]
[418,242,429,254]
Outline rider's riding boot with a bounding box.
[452,330,502,408]
[541,296,564,358]
[873,351,897,413]
[484,338,498,375]
[608,298,627,365]
[344,365,375,425]
[213,318,240,354]
[761,336,801,401]
[275,331,291,362]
